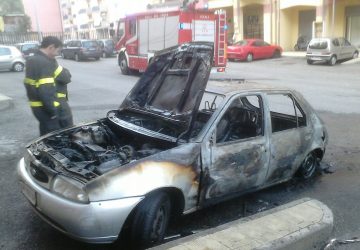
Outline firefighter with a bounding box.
[24,36,63,136]
[54,65,73,128]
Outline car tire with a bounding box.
[119,54,130,75]
[75,53,80,62]
[131,192,171,248]
[228,58,235,62]
[353,51,359,59]
[246,53,253,62]
[297,152,318,179]
[307,59,313,65]
[95,56,100,60]
[328,55,337,66]
[273,50,281,58]
[102,52,107,58]
[12,62,24,72]
[61,52,65,59]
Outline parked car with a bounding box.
[15,41,40,58]
[18,42,327,248]
[306,37,359,65]
[97,39,116,58]
[61,40,101,61]
[227,39,282,62]
[0,45,25,72]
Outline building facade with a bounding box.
[208,0,360,50]
[22,0,63,33]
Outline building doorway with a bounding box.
[243,4,263,39]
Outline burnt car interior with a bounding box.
[216,95,263,143]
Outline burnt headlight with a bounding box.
[51,175,89,204]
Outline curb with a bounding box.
[152,198,333,250]
[0,94,13,111]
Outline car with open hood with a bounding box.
[18,42,328,248]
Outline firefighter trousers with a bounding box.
[31,107,60,136]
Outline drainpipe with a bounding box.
[277,0,280,45]
[32,0,42,41]
[270,0,273,43]
[332,0,335,36]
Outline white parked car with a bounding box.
[306,37,358,65]
[0,45,25,72]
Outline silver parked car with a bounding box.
[18,42,328,248]
[0,45,25,72]
[306,37,359,65]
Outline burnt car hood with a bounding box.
[115,42,214,135]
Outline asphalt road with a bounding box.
[0,56,359,250]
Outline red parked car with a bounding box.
[227,39,282,62]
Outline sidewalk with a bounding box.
[282,51,306,57]
[153,198,333,250]
[0,93,13,111]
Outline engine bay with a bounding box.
[31,119,176,180]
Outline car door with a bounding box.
[201,94,270,202]
[0,47,12,70]
[341,38,355,59]
[331,38,341,59]
[264,92,311,185]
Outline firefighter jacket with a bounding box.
[24,50,61,117]
[54,66,71,101]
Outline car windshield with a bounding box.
[234,40,248,46]
[309,40,328,49]
[82,41,98,48]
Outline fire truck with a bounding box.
[115,8,227,75]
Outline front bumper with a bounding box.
[17,158,143,244]
[227,52,246,60]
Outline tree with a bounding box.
[17,14,31,32]
[0,0,24,15]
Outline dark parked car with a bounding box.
[97,39,116,58]
[15,41,39,58]
[18,42,327,248]
[61,40,101,61]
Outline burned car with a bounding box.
[18,42,327,248]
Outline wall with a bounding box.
[22,0,62,32]
[280,7,298,50]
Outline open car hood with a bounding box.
[115,42,214,137]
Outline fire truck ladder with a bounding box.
[217,10,226,66]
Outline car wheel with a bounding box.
[228,58,235,62]
[102,52,106,58]
[246,53,253,62]
[131,192,171,248]
[298,152,318,179]
[119,54,130,75]
[273,50,281,58]
[353,51,359,59]
[61,52,65,59]
[328,55,337,66]
[95,57,100,60]
[12,62,24,72]
[75,53,80,62]
[307,59,313,65]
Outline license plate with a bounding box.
[312,57,321,60]
[21,183,36,206]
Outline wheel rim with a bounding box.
[330,56,336,65]
[353,52,359,59]
[150,204,168,242]
[247,54,253,62]
[120,58,127,70]
[75,54,79,61]
[14,63,23,72]
[61,52,64,58]
[103,52,106,58]
[301,153,316,179]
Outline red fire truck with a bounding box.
[115,8,227,75]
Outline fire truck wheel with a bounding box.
[119,54,129,75]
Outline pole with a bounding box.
[32,0,42,41]
[332,0,335,36]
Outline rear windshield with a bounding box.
[82,41,98,48]
[104,40,114,46]
[309,40,328,49]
